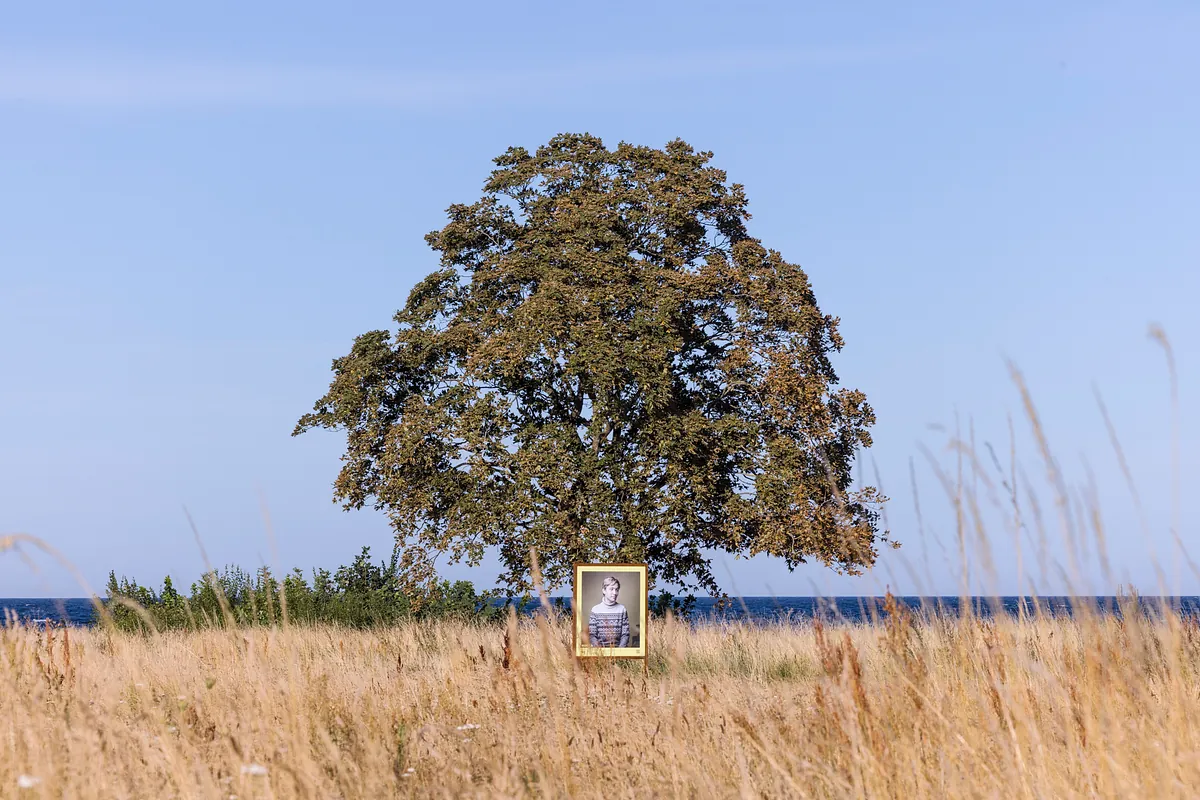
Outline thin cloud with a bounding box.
[0,46,925,110]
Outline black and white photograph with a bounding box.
[573,564,648,658]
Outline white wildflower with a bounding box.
[17,775,41,789]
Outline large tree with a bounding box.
[294,133,890,598]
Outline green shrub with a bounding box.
[99,545,504,632]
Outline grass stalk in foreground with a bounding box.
[1,602,1199,799]
[3,333,1194,797]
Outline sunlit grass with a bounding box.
[2,330,1195,798]
[1,600,1198,798]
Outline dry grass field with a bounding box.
[3,598,1200,799]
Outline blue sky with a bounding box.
[2,2,1197,599]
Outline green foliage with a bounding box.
[100,546,502,633]
[649,590,697,621]
[295,133,890,600]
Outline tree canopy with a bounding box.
[294,133,890,598]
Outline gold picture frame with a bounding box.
[572,563,648,659]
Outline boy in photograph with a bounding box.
[588,576,630,648]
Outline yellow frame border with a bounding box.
[572,563,649,659]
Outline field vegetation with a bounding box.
[3,592,1199,799]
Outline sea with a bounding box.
[3,596,1200,627]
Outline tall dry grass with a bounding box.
[2,600,1200,799]
[3,332,1193,798]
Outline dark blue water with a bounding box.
[0,598,100,626]
[3,596,1198,627]
[535,595,1200,624]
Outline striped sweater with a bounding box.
[588,602,630,648]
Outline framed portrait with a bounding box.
[572,563,648,659]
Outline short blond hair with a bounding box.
[602,576,621,591]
